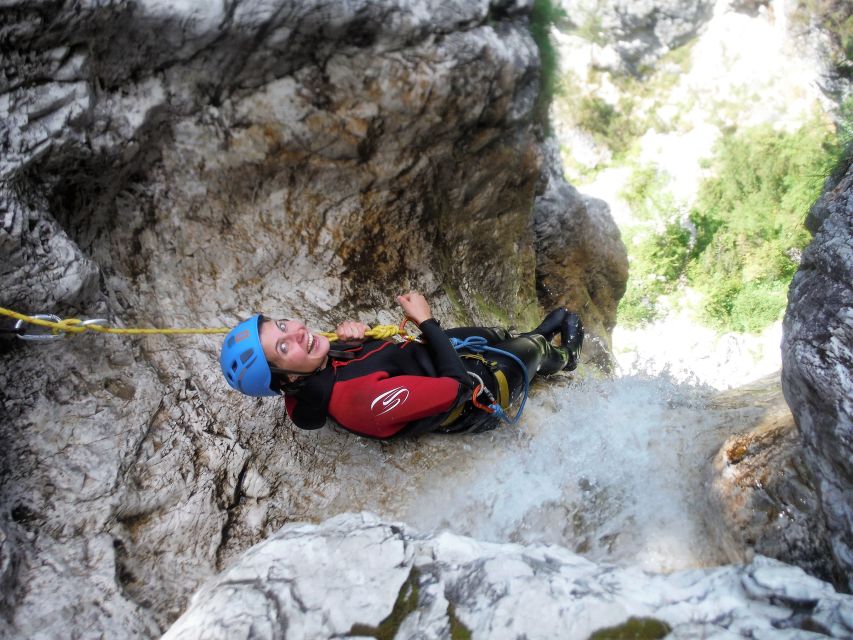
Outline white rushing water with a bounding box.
[327,321,783,574]
[353,0,817,578]
[392,373,731,573]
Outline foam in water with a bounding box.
[395,374,728,572]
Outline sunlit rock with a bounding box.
[782,155,853,590]
[164,512,853,639]
[558,0,715,72]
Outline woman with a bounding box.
[220,292,583,438]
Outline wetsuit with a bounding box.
[283,319,569,439]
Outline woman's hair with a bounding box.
[257,315,300,395]
[269,368,308,395]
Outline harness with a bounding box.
[445,336,530,426]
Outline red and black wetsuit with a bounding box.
[284,319,568,439]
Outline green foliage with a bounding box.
[617,220,692,326]
[619,115,841,332]
[564,42,695,162]
[620,165,676,221]
[588,616,672,639]
[529,0,567,128]
[617,278,663,326]
[617,164,690,326]
[575,95,644,157]
[687,118,836,330]
[699,280,790,332]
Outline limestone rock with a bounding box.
[729,0,770,18]
[0,525,18,617]
[782,155,853,591]
[559,0,715,72]
[164,512,853,640]
[0,192,100,311]
[534,138,627,368]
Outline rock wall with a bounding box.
[164,512,853,639]
[534,139,627,367]
[782,154,853,592]
[0,0,627,636]
[558,0,715,72]
[704,374,840,587]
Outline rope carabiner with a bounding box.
[15,314,65,341]
[450,335,530,425]
[15,317,110,341]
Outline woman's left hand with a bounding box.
[335,320,369,342]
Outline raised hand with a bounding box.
[395,291,433,325]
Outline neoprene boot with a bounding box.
[561,312,584,371]
[491,334,568,384]
[528,307,568,342]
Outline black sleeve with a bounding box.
[418,318,474,388]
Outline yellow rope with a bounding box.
[0,307,229,335]
[322,324,412,341]
[0,306,412,341]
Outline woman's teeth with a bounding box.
[307,333,314,353]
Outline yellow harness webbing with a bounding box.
[438,354,513,427]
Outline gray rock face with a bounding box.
[534,139,627,367]
[560,0,715,72]
[782,156,853,592]
[0,0,628,636]
[164,512,853,639]
[729,0,770,18]
[0,192,100,310]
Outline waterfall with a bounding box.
[317,319,786,574]
[394,374,727,572]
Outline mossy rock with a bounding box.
[588,616,672,639]
[349,567,421,640]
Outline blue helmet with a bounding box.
[220,314,278,397]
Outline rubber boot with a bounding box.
[561,313,584,371]
[527,307,568,342]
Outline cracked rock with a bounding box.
[782,154,853,591]
[164,513,853,639]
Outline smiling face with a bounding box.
[258,318,330,376]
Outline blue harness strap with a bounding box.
[449,336,529,425]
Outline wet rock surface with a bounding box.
[782,156,853,591]
[164,512,853,639]
[705,374,841,587]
